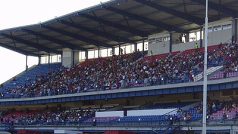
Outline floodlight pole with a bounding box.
[202,0,208,134]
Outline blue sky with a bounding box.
[0,0,109,84]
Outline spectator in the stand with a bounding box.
[222,112,227,121]
[169,115,173,125]
[212,102,216,112]
[93,118,97,126]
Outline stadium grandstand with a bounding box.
[1,0,238,134]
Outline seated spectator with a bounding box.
[223,112,228,121]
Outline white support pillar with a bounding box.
[25,55,28,71]
[62,48,73,68]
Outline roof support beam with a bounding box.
[59,20,136,44]
[22,29,88,51]
[135,0,204,25]
[0,43,39,56]
[104,6,187,33]
[41,25,111,48]
[80,14,149,37]
[191,0,237,17]
[1,33,60,54]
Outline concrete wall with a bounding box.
[148,41,170,55]
[148,33,170,55]
[148,18,233,55]
[73,50,79,65]
[173,28,231,51]
[208,29,232,45]
[173,40,199,52]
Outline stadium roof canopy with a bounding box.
[0,0,237,56]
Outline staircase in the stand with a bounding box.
[193,66,223,82]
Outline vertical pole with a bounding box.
[85,50,88,60]
[234,19,237,43]
[25,55,28,71]
[48,54,50,64]
[60,53,63,64]
[79,51,81,61]
[130,44,133,53]
[112,47,115,56]
[38,56,41,65]
[134,43,138,52]
[48,53,51,72]
[142,40,145,52]
[169,33,172,52]
[72,50,75,65]
[93,50,96,58]
[107,48,109,57]
[119,45,121,55]
[200,27,203,48]
[98,48,100,58]
[202,0,208,134]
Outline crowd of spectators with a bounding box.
[173,99,233,123]
[208,100,238,121]
[210,43,238,79]
[1,99,238,126]
[222,43,238,74]
[0,107,95,125]
[1,71,61,98]
[174,99,238,122]
[1,43,238,99]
